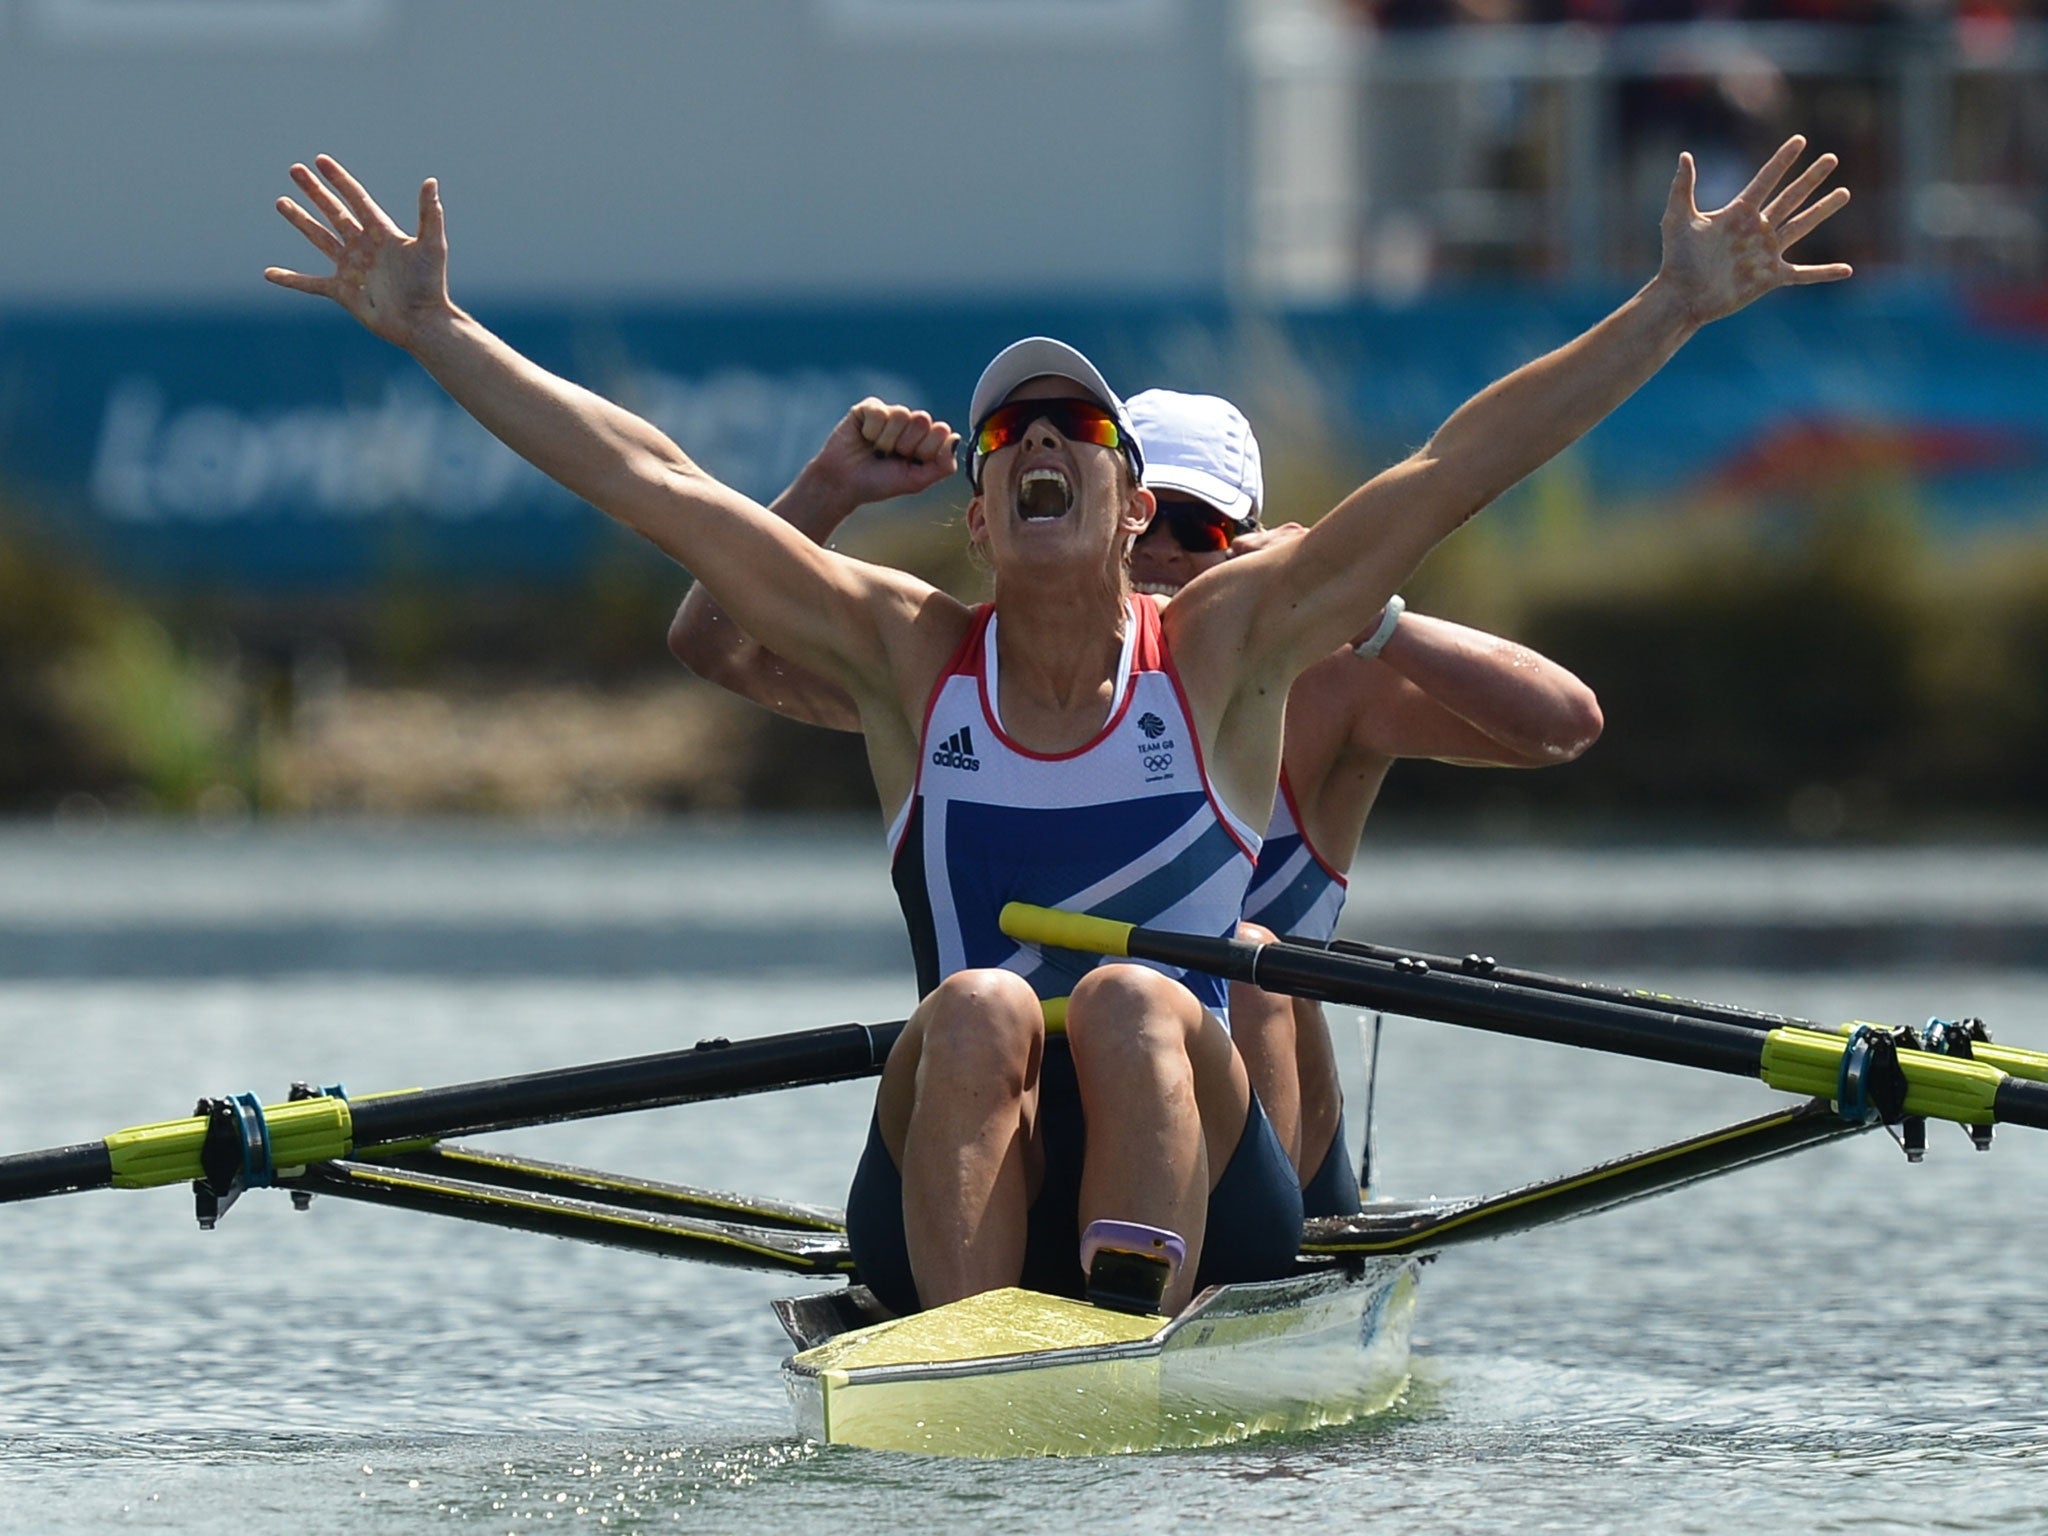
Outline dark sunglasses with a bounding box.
[1147,498,1238,554]
[971,398,1127,483]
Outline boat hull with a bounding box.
[780,1257,1418,1457]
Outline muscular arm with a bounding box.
[264,157,926,708]
[1351,611,1603,767]
[1186,139,1852,695]
[668,460,863,731]
[668,402,955,734]
[1278,618,1602,878]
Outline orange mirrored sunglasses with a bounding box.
[1148,499,1237,554]
[970,398,1127,485]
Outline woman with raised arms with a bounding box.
[668,385,1606,1219]
[265,140,1850,1315]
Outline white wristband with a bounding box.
[1353,595,1405,659]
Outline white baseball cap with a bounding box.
[966,337,1144,487]
[1126,389,1262,530]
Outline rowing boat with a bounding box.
[778,1262,1417,1456]
[3,922,2043,1457]
[767,1084,1873,1454]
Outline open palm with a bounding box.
[1659,136,1853,326]
[264,154,451,347]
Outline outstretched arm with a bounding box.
[1350,611,1603,766]
[1221,136,1853,682]
[668,401,956,733]
[264,156,919,704]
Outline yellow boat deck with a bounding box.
[782,1259,1418,1457]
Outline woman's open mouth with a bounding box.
[1017,468,1073,521]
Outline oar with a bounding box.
[997,903,2048,1134]
[0,1018,904,1206]
[1330,936,1820,1030]
[1323,935,2046,1089]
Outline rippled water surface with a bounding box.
[2,827,2045,1533]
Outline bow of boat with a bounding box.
[777,1258,1419,1456]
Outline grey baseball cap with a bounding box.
[966,337,1144,486]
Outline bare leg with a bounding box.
[1065,963,1250,1314]
[1293,998,1344,1189]
[880,968,1046,1309]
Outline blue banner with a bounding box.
[3,283,2044,590]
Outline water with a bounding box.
[2,825,2046,1533]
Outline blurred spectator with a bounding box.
[1352,0,1933,23]
[1342,0,2031,282]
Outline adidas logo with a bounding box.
[931,725,982,772]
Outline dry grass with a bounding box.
[266,678,762,818]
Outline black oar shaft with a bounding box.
[1326,937,1814,1033]
[349,1020,904,1145]
[0,1019,905,1206]
[0,1142,113,1202]
[1994,1078,2048,1132]
[1092,918,1765,1076]
[1242,942,1769,1077]
[1326,935,2048,1093]
[1005,904,2038,1134]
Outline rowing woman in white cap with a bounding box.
[265,138,1851,1314]
[670,387,1604,1218]
[1123,389,1606,1211]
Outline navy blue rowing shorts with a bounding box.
[845,1036,1304,1317]
[1300,1107,1363,1218]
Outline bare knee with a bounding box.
[915,968,1042,1088]
[1065,965,1209,1096]
[1067,964,1195,1042]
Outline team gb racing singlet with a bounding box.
[1240,769,1349,944]
[888,598,1261,1024]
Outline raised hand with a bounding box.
[1658,136,1853,326]
[264,155,452,349]
[820,398,959,508]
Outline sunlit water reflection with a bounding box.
[2,831,2045,1532]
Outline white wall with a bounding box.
[0,0,1237,306]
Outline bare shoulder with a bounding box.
[831,572,979,809]
[1158,542,1281,665]
[884,572,979,693]
[825,555,965,625]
